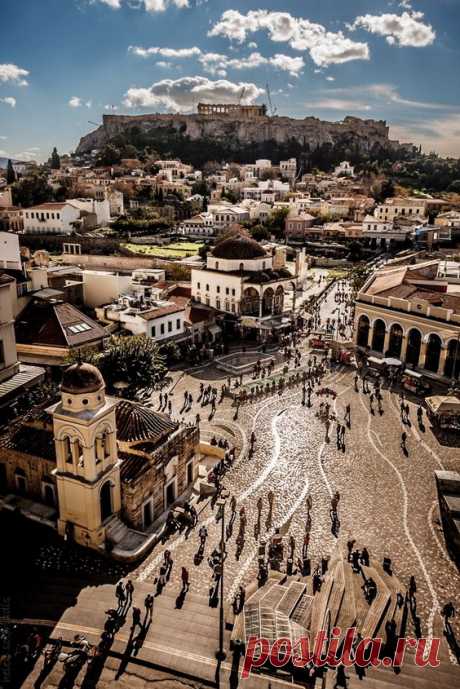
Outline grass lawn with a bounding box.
[123,241,204,258]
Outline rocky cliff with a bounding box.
[76,112,408,161]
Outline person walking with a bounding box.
[144,594,154,621]
[131,606,141,631]
[401,431,407,454]
[181,567,190,593]
[125,579,134,605]
[115,581,126,609]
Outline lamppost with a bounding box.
[448,333,460,395]
[215,488,230,665]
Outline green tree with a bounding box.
[250,224,270,242]
[267,207,290,239]
[68,336,167,398]
[50,147,61,170]
[6,159,16,185]
[12,174,54,207]
[97,144,121,167]
[191,180,210,197]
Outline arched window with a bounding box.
[388,323,403,358]
[356,315,370,348]
[100,481,113,522]
[406,329,421,367]
[444,339,460,379]
[424,334,442,373]
[239,263,244,272]
[372,319,386,353]
[63,436,72,464]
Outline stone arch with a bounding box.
[371,318,386,353]
[241,287,260,316]
[274,285,284,315]
[424,333,442,373]
[100,480,113,523]
[444,338,460,379]
[388,322,404,358]
[262,287,274,316]
[406,328,422,368]
[55,425,85,444]
[356,314,370,348]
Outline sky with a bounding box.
[1,0,459,162]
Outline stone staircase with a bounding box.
[105,515,130,544]
[228,547,460,689]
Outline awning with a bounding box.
[0,364,45,405]
[208,324,221,336]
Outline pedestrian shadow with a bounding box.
[175,588,188,609]
[114,628,136,679]
[444,624,460,663]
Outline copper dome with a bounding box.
[212,231,266,261]
[61,362,105,394]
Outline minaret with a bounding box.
[48,362,121,549]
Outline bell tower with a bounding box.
[48,362,122,549]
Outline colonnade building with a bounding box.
[354,261,460,381]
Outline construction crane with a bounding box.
[265,83,277,116]
[88,121,100,127]
[238,87,246,105]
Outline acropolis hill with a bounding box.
[76,103,413,162]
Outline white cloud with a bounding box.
[0,150,7,156]
[129,46,201,58]
[85,100,92,108]
[0,63,29,86]
[326,76,335,82]
[308,98,372,112]
[248,42,258,49]
[130,45,305,77]
[96,0,188,9]
[0,136,7,140]
[349,11,435,47]
[0,97,16,108]
[123,76,264,112]
[390,114,460,157]
[156,61,174,68]
[97,0,122,7]
[69,96,83,107]
[209,10,369,67]
[104,104,119,110]
[365,83,454,110]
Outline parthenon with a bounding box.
[197,102,267,118]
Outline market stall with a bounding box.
[426,395,460,432]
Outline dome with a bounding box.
[115,400,177,443]
[61,362,105,394]
[212,230,266,261]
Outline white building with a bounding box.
[82,268,166,308]
[70,197,111,227]
[0,232,22,271]
[22,202,82,234]
[177,212,215,237]
[96,296,187,343]
[375,197,427,222]
[191,227,298,339]
[334,161,355,177]
[208,203,250,230]
[242,180,290,202]
[280,158,297,180]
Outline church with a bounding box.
[0,362,200,560]
[191,226,303,339]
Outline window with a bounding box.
[176,318,180,330]
[216,298,221,310]
[216,285,220,293]
[57,213,60,219]
[0,340,4,367]
[231,303,236,313]
[160,323,165,335]
[216,262,219,269]
[151,325,156,337]
[68,322,91,334]
[206,284,209,291]
[168,321,172,332]
[197,282,200,289]
[63,437,72,464]
[225,287,229,295]
[232,288,235,296]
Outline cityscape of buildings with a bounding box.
[2,2,460,689]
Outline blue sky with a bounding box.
[1,0,459,161]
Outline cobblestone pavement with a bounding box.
[133,281,460,645]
